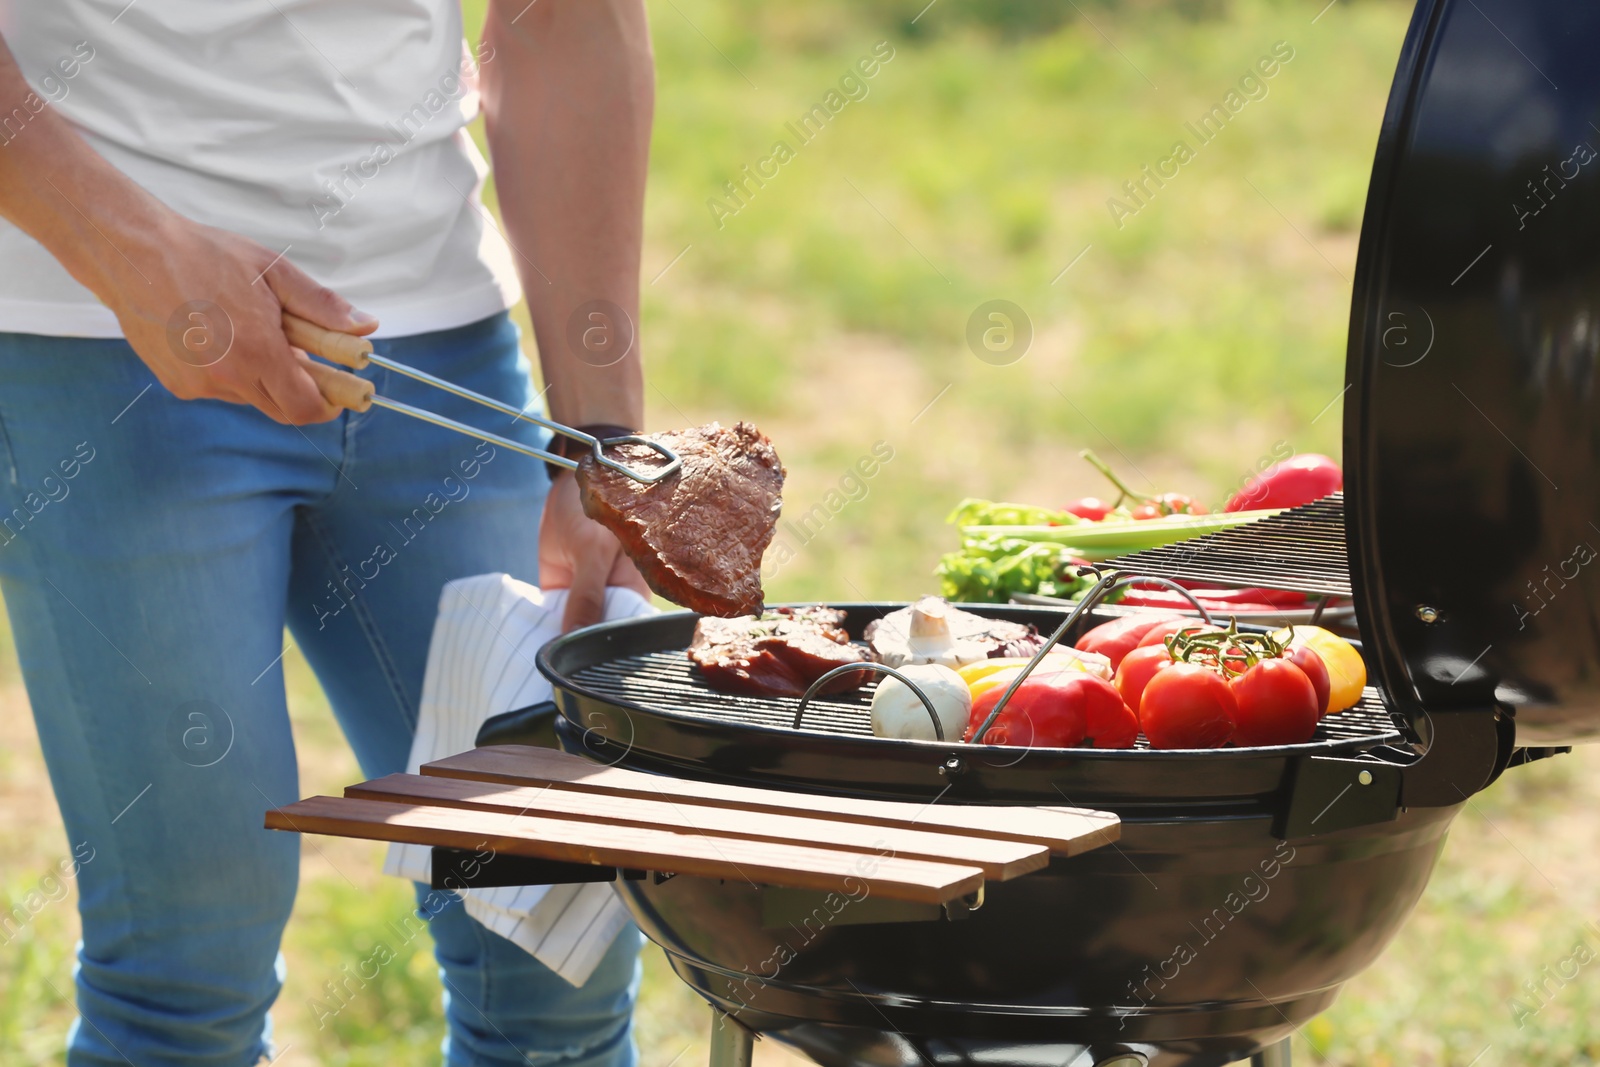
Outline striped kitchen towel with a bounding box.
[383,572,656,985]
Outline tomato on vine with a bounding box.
[1139,663,1236,749]
[1079,450,1208,520]
[1285,645,1332,720]
[1114,643,1173,714]
[1229,658,1320,746]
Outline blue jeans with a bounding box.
[0,313,644,1067]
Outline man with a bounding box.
[0,1,654,1064]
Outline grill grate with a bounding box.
[1102,493,1352,597]
[570,648,1402,752]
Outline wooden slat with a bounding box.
[422,746,1119,855]
[347,773,1048,880]
[266,796,983,905]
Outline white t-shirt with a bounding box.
[0,1,521,338]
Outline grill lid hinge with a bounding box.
[1274,755,1402,839]
[1275,707,1505,838]
[1396,706,1505,808]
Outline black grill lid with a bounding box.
[1346,0,1600,744]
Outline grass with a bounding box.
[11,1,1600,1065]
[599,0,1399,601]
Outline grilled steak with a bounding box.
[575,422,784,617]
[689,606,870,697]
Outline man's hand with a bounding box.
[0,36,371,427]
[108,214,377,426]
[539,472,651,632]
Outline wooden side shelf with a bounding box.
[265,746,1120,907]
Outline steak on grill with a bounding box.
[688,606,870,697]
[575,422,784,617]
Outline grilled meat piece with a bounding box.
[689,606,870,697]
[865,596,1045,667]
[575,422,784,617]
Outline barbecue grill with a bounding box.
[520,1,1600,1063]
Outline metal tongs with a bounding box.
[285,312,681,484]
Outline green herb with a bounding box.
[935,534,1094,604]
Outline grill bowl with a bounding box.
[616,805,1454,1067]
[537,604,1453,1066]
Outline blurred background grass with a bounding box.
[7,1,1600,1065]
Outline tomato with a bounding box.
[1158,493,1207,516]
[1139,663,1236,749]
[1225,454,1342,513]
[1114,644,1173,714]
[1130,503,1163,520]
[965,677,1086,748]
[1074,613,1181,670]
[1136,618,1212,650]
[1285,645,1332,719]
[1064,496,1114,521]
[1274,626,1366,713]
[1229,659,1320,746]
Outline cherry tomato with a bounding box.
[1074,613,1181,670]
[1285,645,1332,719]
[1225,454,1342,513]
[965,678,1087,748]
[1136,618,1213,650]
[1064,496,1114,521]
[1229,659,1320,746]
[1130,503,1163,520]
[1158,493,1207,516]
[1139,663,1236,749]
[1114,644,1173,715]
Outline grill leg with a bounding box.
[1250,1038,1291,1067]
[709,1010,754,1067]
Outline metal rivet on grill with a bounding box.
[939,756,966,777]
[1358,770,1374,785]
[1415,605,1440,624]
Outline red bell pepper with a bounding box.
[1074,613,1182,670]
[965,674,1137,749]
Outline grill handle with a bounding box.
[793,663,950,742]
[971,573,1217,744]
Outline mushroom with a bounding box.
[870,664,972,742]
[869,596,1014,669]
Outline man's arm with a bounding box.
[0,37,373,425]
[481,0,655,630]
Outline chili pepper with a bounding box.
[1117,585,1308,608]
[1161,584,1308,606]
[1114,592,1280,613]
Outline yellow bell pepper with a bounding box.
[963,656,1097,699]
